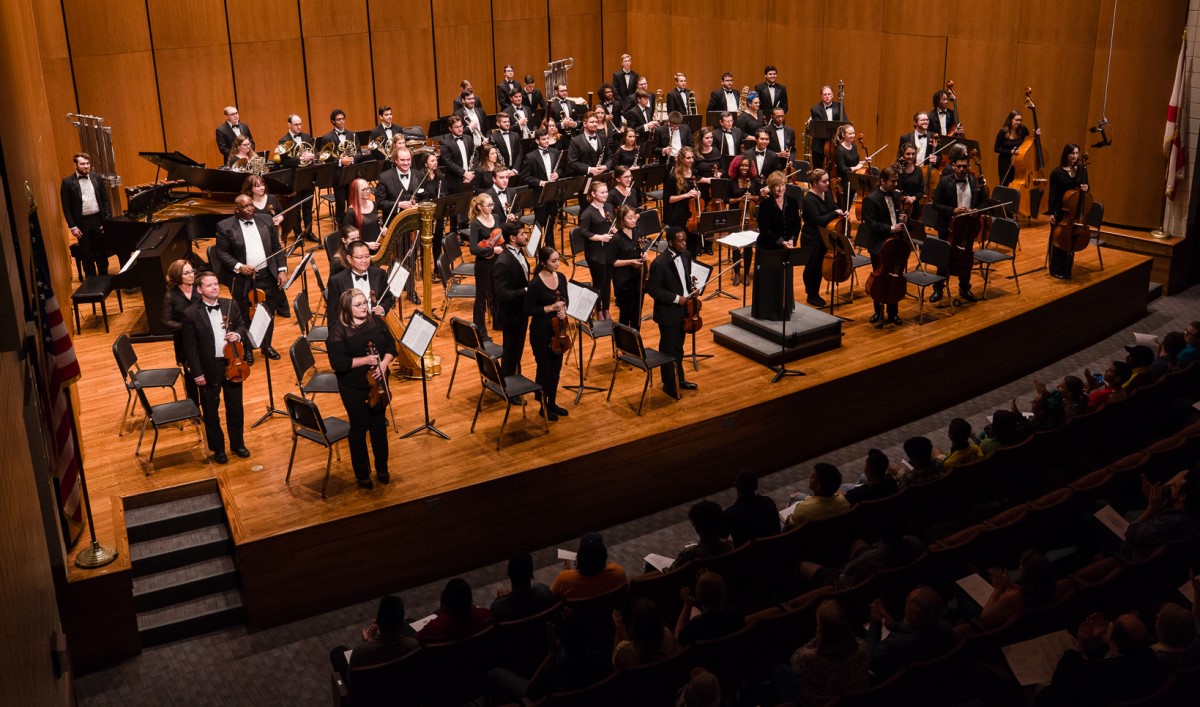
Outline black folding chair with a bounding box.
[904,237,951,324]
[289,336,339,399]
[447,317,502,398]
[112,333,181,436]
[133,382,205,465]
[607,323,678,415]
[469,349,547,450]
[974,217,1021,298]
[283,393,350,499]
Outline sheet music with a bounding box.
[408,614,437,632]
[526,225,543,258]
[387,262,410,298]
[688,260,713,294]
[1133,332,1159,349]
[1179,574,1198,604]
[644,553,674,572]
[246,304,272,349]
[1094,504,1130,541]
[717,230,758,248]
[565,281,598,322]
[1002,630,1076,686]
[956,574,994,608]
[779,502,800,524]
[557,548,578,571]
[399,311,436,358]
[284,252,313,291]
[117,250,141,275]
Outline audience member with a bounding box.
[1124,344,1156,390]
[672,500,735,569]
[798,517,924,590]
[551,532,628,601]
[1150,599,1200,672]
[844,449,899,505]
[1085,360,1131,408]
[1059,375,1089,418]
[723,471,781,546]
[330,594,418,679]
[973,550,1070,631]
[676,668,721,707]
[1178,321,1199,366]
[612,599,682,669]
[866,586,954,679]
[675,571,744,645]
[896,437,947,487]
[774,599,869,706]
[785,463,851,528]
[1149,331,1186,381]
[488,610,612,702]
[490,552,556,622]
[941,418,983,469]
[416,578,493,645]
[1121,470,1200,560]
[978,410,1030,456]
[1019,379,1069,431]
[1035,612,1164,706]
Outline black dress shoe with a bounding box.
[959,290,978,302]
[304,231,320,244]
[376,470,390,484]
[213,452,228,464]
[929,290,943,303]
[868,312,882,324]
[244,349,255,365]
[409,292,421,305]
[263,347,281,361]
[806,295,827,307]
[732,272,741,286]
[679,380,698,390]
[550,403,569,416]
[663,386,679,399]
[544,407,559,422]
[357,478,374,490]
[234,446,251,458]
[887,315,903,326]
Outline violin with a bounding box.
[221,312,251,383]
[482,226,504,250]
[866,208,913,305]
[245,286,268,320]
[1052,153,1093,253]
[550,289,573,355]
[683,275,704,334]
[685,176,701,232]
[365,340,390,407]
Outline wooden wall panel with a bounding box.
[551,0,602,97]
[876,34,945,159]
[369,0,437,128]
[492,0,548,111]
[947,0,1021,42]
[768,1,823,118]
[1013,41,1096,184]
[946,37,1020,183]
[432,0,495,117]
[626,0,672,95]
[300,0,374,135]
[31,0,78,182]
[820,29,882,137]
[227,0,307,144]
[882,0,950,37]
[600,0,628,79]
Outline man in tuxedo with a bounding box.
[745,130,783,179]
[216,106,253,160]
[320,108,361,220]
[647,228,697,398]
[612,54,639,105]
[326,240,395,324]
[597,83,624,129]
[505,89,534,139]
[276,114,317,243]
[372,147,423,305]
[214,196,289,362]
[624,75,650,114]
[548,83,581,142]
[766,108,797,161]
[855,166,906,327]
[490,112,524,171]
[518,128,561,249]
[496,64,519,112]
[438,116,477,195]
[60,153,112,278]
[930,90,962,138]
[654,112,692,163]
[521,75,546,114]
[755,66,789,115]
[369,105,399,159]
[707,72,740,115]
[930,154,985,303]
[451,79,473,113]
[182,271,249,464]
[485,170,520,224]
[666,73,693,116]
[624,89,660,137]
[567,113,609,179]
[809,86,847,169]
[455,92,489,144]
[491,222,531,377]
[715,112,744,172]
[898,112,937,168]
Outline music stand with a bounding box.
[636,208,662,238]
[296,162,338,237]
[717,230,758,307]
[432,190,473,232]
[698,208,740,300]
[248,303,288,428]
[705,111,729,128]
[755,247,809,383]
[337,159,382,186]
[541,174,587,246]
[427,117,452,140]
[684,260,714,371]
[681,115,703,135]
[934,136,980,164]
[398,310,449,440]
[561,281,605,404]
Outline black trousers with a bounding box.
[530,326,564,406]
[657,321,686,389]
[932,232,972,293]
[198,372,243,453]
[473,258,495,339]
[1049,244,1075,278]
[339,386,388,481]
[614,279,641,329]
[802,241,826,298]
[590,262,612,312]
[500,314,528,377]
[732,246,753,277]
[234,270,288,351]
[869,252,900,318]
[76,213,108,277]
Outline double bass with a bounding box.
[866,210,914,306]
[1010,88,1048,218]
[1051,153,1094,253]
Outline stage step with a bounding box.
[713,305,843,366]
[136,589,246,647]
[125,491,224,543]
[132,555,239,612]
[128,523,231,577]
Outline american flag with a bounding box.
[1164,35,1189,200]
[28,195,84,547]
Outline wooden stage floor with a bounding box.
[63,222,1152,628]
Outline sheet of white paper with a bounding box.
[400,312,437,358]
[779,502,800,524]
[284,252,313,291]
[343,648,353,663]
[1133,332,1159,349]
[1179,575,1198,604]
[956,574,994,608]
[565,281,598,322]
[688,260,713,294]
[557,548,577,571]
[1002,630,1076,686]
[526,225,543,258]
[1094,504,1129,541]
[409,614,437,632]
[247,303,273,349]
[644,553,674,572]
[717,230,759,248]
[987,412,1035,423]
[117,250,141,275]
[863,622,891,641]
[387,262,410,298]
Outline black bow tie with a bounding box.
[726,90,734,94]
[540,149,549,155]
[336,131,344,136]
[756,152,765,157]
[353,273,368,282]
[454,136,463,141]
[206,303,221,313]
[242,220,254,226]
[917,135,925,140]
[956,178,968,184]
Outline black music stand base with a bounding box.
[563,329,604,405]
[400,357,449,439]
[252,350,288,427]
[686,329,713,372]
[704,241,738,301]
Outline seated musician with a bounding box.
[226,134,255,170]
[216,106,252,160]
[930,153,985,302]
[276,114,316,243]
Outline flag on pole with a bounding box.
[28,195,85,547]
[1164,34,1189,200]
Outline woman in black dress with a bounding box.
[326,225,359,279]
[578,180,616,320]
[662,147,710,257]
[1047,143,1090,280]
[833,123,869,211]
[524,247,571,421]
[467,193,503,340]
[994,110,1037,186]
[241,174,285,230]
[753,171,801,321]
[343,178,382,251]
[610,127,641,169]
[896,143,925,221]
[693,127,722,181]
[607,166,643,212]
[473,143,514,194]
[161,258,201,404]
[736,92,763,140]
[727,155,761,286]
[800,169,846,307]
[592,104,617,147]
[327,289,396,489]
[611,205,646,329]
[225,134,255,170]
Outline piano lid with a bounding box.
[138,151,294,194]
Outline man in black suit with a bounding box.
[450,79,473,113]
[707,72,741,115]
[855,166,906,327]
[647,227,697,397]
[490,112,524,171]
[369,105,399,159]
[930,90,962,139]
[654,113,692,163]
[505,90,535,139]
[484,170,520,224]
[214,195,289,361]
[518,128,561,250]
[666,73,694,116]
[182,271,249,464]
[597,83,624,129]
[755,66,789,115]
[809,86,848,169]
[521,75,546,114]
[744,130,784,179]
[319,108,362,220]
[496,64,519,112]
[216,106,253,160]
[624,89,660,137]
[373,147,423,305]
[715,112,744,172]
[930,154,985,303]
[766,108,797,161]
[60,152,112,278]
[438,116,477,195]
[455,92,489,145]
[491,222,531,376]
[612,54,639,106]
[276,114,317,243]
[326,240,395,325]
[898,112,937,168]
[567,113,610,179]
[548,84,582,143]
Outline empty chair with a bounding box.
[568,228,591,285]
[974,217,1020,298]
[1086,201,1104,269]
[904,236,951,323]
[293,292,328,351]
[441,232,475,280]
[469,349,547,450]
[607,323,677,415]
[132,382,205,465]
[446,317,502,398]
[989,185,1021,220]
[112,333,181,436]
[289,336,339,399]
[283,393,350,498]
[435,252,476,323]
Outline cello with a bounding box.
[866,211,914,306]
[1051,153,1094,253]
[1010,88,1048,219]
[822,197,855,285]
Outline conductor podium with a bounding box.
[711,304,842,367]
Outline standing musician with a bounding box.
[597,84,624,129]
[667,73,693,115]
[214,195,288,362]
[467,193,503,342]
[327,225,360,279]
[800,168,845,307]
[182,271,249,464]
[524,245,571,421]
[662,146,711,257]
[578,181,617,320]
[162,259,201,404]
[994,110,1039,187]
[708,72,741,115]
[451,79,473,113]
[930,89,963,138]
[716,112,745,172]
[591,104,617,147]
[60,152,112,278]
[607,165,643,211]
[320,109,361,220]
[930,153,986,302]
[241,175,285,233]
[567,112,610,179]
[518,128,562,249]
[375,147,423,219]
[610,205,646,329]
[370,105,399,159]
[472,143,513,195]
[485,169,520,225]
[325,240,394,325]
[497,64,519,111]
[612,54,639,106]
[625,89,661,137]
[505,89,534,139]
[647,227,698,397]
[898,112,937,169]
[896,143,926,221]
[344,178,382,251]
[736,92,764,140]
[857,166,907,327]
[549,83,582,141]
[744,129,784,181]
[439,116,478,196]
[809,85,849,167]
[766,108,797,161]
[490,112,524,172]
[753,171,801,321]
[226,135,256,169]
[456,92,490,145]
[728,155,761,286]
[693,127,722,181]
[520,75,546,114]
[833,124,870,208]
[610,127,641,169]
[216,106,253,160]
[493,222,532,378]
[276,114,316,242]
[1047,143,1090,280]
[755,65,789,114]
[626,76,652,114]
[327,288,396,490]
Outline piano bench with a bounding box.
[70,276,123,334]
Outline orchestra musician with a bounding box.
[930,89,963,138]
[439,116,477,197]
[549,84,582,144]
[240,175,285,233]
[226,134,255,169]
[591,104,617,147]
[374,147,422,220]
[667,73,692,115]
[693,127,722,181]
[1047,143,1090,280]
[214,195,288,362]
[472,143,513,195]
[736,92,764,139]
[727,155,760,286]
[809,85,848,169]
[327,288,396,490]
[497,64,519,111]
[708,72,741,115]
[161,259,201,404]
[647,227,698,397]
[610,204,646,329]
[607,165,643,211]
[753,171,800,321]
[320,108,361,220]
[663,146,711,257]
[326,225,359,279]
[578,181,616,320]
[994,110,1039,187]
[625,76,651,114]
[505,89,534,139]
[612,54,639,106]
[745,129,784,181]
[484,169,520,225]
[800,168,845,307]
[276,114,316,242]
[611,127,641,169]
[766,108,796,161]
[60,152,112,278]
[597,84,624,129]
[493,222,531,377]
[834,124,869,208]
[325,239,394,325]
[216,106,253,159]
[518,128,562,249]
[468,193,503,342]
[755,66,789,114]
[857,166,907,327]
[344,178,382,252]
[896,143,926,221]
[524,244,570,421]
[655,112,692,164]
[451,79,473,112]
[369,105,398,160]
[930,152,985,302]
[567,112,610,179]
[716,112,745,172]
[490,112,524,172]
[521,75,546,113]
[898,112,937,169]
[182,270,248,465]
[455,92,489,145]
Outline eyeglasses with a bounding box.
[351,301,368,308]
[349,254,371,261]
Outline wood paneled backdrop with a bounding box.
[32,0,1185,231]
